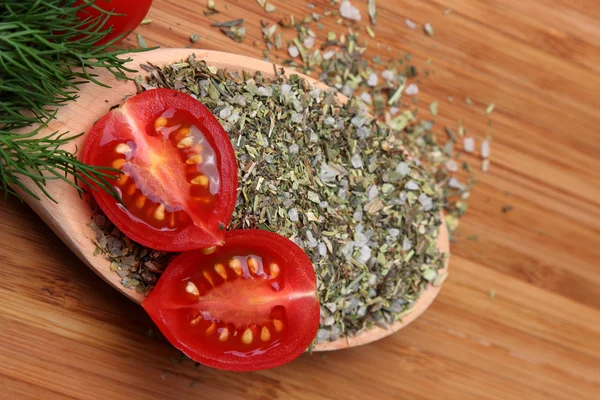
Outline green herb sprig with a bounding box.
[0,0,148,202]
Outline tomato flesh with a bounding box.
[83,89,238,251]
[143,230,320,371]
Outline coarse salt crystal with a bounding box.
[445,160,459,172]
[405,19,416,29]
[323,50,336,60]
[396,162,411,176]
[404,83,419,96]
[359,92,373,105]
[482,159,490,172]
[288,207,299,222]
[281,83,292,94]
[304,36,315,49]
[463,137,475,153]
[405,180,419,191]
[381,70,395,81]
[288,46,299,58]
[367,73,378,87]
[418,193,433,211]
[481,140,491,158]
[257,86,273,97]
[449,177,466,190]
[340,0,361,21]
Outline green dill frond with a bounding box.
[0,0,150,202]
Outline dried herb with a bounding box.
[368,0,377,25]
[211,18,244,27]
[424,23,434,36]
[94,55,447,343]
[137,33,148,49]
[89,209,176,296]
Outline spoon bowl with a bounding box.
[15,48,449,352]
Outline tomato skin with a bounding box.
[142,230,320,371]
[76,0,153,46]
[83,88,238,251]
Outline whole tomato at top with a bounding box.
[76,0,153,46]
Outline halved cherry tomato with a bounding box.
[142,230,320,371]
[83,89,238,251]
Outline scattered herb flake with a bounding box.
[424,23,434,36]
[136,33,148,49]
[368,0,377,25]
[429,101,438,116]
[366,25,375,38]
[265,2,276,13]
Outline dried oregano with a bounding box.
[92,55,446,343]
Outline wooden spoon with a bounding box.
[15,48,449,352]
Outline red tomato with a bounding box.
[83,88,238,251]
[142,230,320,371]
[76,0,153,46]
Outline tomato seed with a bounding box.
[205,322,216,335]
[125,183,137,196]
[229,258,242,275]
[135,195,147,209]
[190,314,203,325]
[185,281,200,297]
[177,127,190,137]
[117,173,129,186]
[112,158,126,169]
[214,263,227,280]
[260,326,271,342]
[241,328,253,344]
[167,212,176,228]
[115,143,131,154]
[247,256,259,274]
[269,263,280,279]
[154,204,165,220]
[273,319,284,332]
[203,271,215,287]
[203,246,217,255]
[154,117,168,129]
[186,154,203,164]
[191,175,209,187]
[177,137,193,148]
[218,328,229,342]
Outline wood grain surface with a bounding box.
[2,0,600,399]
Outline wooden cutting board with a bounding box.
[1,1,600,399]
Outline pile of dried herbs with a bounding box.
[92,1,493,345]
[93,54,447,343]
[259,18,479,234]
